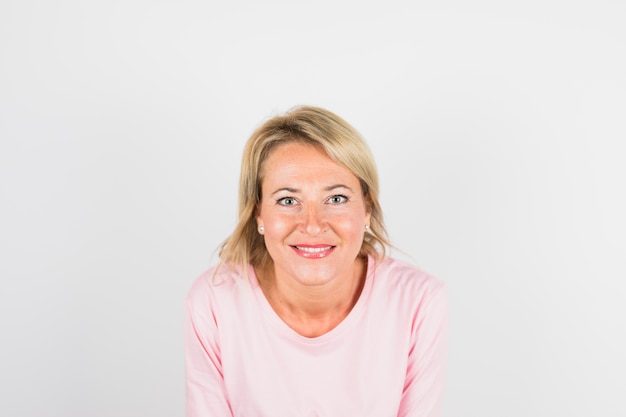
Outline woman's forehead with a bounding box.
[260,142,361,191]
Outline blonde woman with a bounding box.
[184,106,448,416]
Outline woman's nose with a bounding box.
[301,204,324,236]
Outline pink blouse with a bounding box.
[184,256,448,416]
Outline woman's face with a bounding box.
[256,142,371,287]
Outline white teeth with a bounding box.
[296,246,332,253]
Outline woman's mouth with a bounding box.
[291,245,335,258]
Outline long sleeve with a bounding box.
[397,284,449,417]
[184,280,233,417]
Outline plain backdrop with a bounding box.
[1,1,625,416]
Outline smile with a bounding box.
[291,245,335,258]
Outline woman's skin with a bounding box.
[255,142,371,337]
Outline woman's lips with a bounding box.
[291,245,335,259]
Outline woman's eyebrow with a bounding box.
[324,184,353,192]
[271,184,353,196]
[271,187,299,196]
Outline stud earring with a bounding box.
[259,225,264,234]
[365,225,371,233]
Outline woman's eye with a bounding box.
[328,195,348,204]
[277,197,297,206]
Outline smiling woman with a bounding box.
[257,143,370,295]
[184,106,448,417]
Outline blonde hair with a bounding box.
[219,105,390,271]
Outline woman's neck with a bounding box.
[257,257,367,338]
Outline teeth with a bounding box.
[296,246,332,253]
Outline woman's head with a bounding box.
[219,105,390,270]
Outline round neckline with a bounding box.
[248,255,376,345]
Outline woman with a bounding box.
[184,106,448,416]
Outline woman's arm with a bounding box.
[184,285,233,417]
[398,284,449,417]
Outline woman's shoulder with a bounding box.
[185,263,250,308]
[370,255,446,301]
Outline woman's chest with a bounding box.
[220,316,412,417]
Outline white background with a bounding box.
[1,1,625,416]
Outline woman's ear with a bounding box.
[256,211,264,235]
[362,192,372,229]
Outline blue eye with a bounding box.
[277,197,297,206]
[328,195,348,204]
